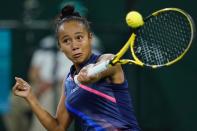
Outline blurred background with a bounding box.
[0,0,197,131]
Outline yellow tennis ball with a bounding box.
[126,11,144,28]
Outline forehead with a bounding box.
[58,21,87,35]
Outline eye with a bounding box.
[62,38,71,45]
[76,35,84,41]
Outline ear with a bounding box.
[88,32,93,39]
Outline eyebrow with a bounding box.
[75,32,83,35]
[61,35,69,40]
[60,32,84,39]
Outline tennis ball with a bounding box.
[126,11,144,28]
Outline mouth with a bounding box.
[73,53,82,59]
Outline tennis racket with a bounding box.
[74,8,195,84]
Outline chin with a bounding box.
[73,58,85,64]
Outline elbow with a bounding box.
[49,127,65,131]
[48,126,65,131]
[47,119,66,131]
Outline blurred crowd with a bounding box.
[0,0,104,131]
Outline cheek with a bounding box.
[64,49,72,56]
[60,45,71,55]
[82,44,91,54]
[82,39,92,51]
[62,49,73,61]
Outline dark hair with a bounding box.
[55,5,91,38]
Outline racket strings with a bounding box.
[134,10,192,66]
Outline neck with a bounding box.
[74,53,92,73]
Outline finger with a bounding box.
[15,77,24,85]
[77,74,84,82]
[15,77,30,89]
[14,89,21,96]
[13,85,25,96]
[78,73,88,82]
[14,89,26,96]
[79,70,87,76]
[12,82,19,92]
[15,77,28,87]
[16,85,28,91]
[12,82,28,91]
[15,77,27,84]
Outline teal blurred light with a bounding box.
[0,29,11,114]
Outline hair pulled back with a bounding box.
[56,5,91,37]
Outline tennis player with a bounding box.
[13,5,140,131]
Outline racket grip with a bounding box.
[87,60,110,77]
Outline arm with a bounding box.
[13,77,73,131]
[77,54,125,84]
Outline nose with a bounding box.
[71,41,80,51]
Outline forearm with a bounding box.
[13,77,72,130]
[26,93,63,131]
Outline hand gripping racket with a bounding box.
[74,8,195,84]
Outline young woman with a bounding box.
[13,5,141,131]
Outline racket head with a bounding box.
[131,8,195,68]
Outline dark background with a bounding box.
[0,0,196,131]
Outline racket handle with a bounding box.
[87,60,110,76]
[73,60,110,85]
